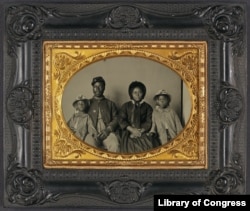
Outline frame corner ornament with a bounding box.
[6,5,56,56]
[6,154,61,206]
[206,153,244,194]
[194,5,244,56]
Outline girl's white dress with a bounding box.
[150,106,183,145]
[67,112,97,142]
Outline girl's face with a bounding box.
[132,87,143,102]
[156,95,169,108]
[75,100,86,112]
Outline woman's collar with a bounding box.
[131,100,144,105]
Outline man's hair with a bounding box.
[91,76,106,87]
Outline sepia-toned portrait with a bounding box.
[43,41,207,169]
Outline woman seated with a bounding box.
[118,81,156,153]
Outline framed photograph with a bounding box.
[1,0,248,209]
[43,40,207,169]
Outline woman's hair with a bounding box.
[128,81,146,100]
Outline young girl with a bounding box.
[67,95,98,144]
[118,81,154,153]
[149,90,183,145]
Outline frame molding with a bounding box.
[2,0,248,209]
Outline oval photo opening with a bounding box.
[62,56,192,154]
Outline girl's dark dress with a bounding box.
[118,101,154,153]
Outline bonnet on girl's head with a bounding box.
[72,95,88,107]
[153,89,171,102]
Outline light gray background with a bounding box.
[62,57,191,126]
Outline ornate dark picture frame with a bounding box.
[1,0,248,209]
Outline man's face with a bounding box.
[93,82,105,97]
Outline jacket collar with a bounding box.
[93,96,105,101]
[131,100,144,106]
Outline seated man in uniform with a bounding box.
[86,76,120,153]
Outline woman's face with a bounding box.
[75,100,86,112]
[156,95,169,108]
[132,87,143,102]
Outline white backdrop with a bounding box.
[62,56,191,125]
